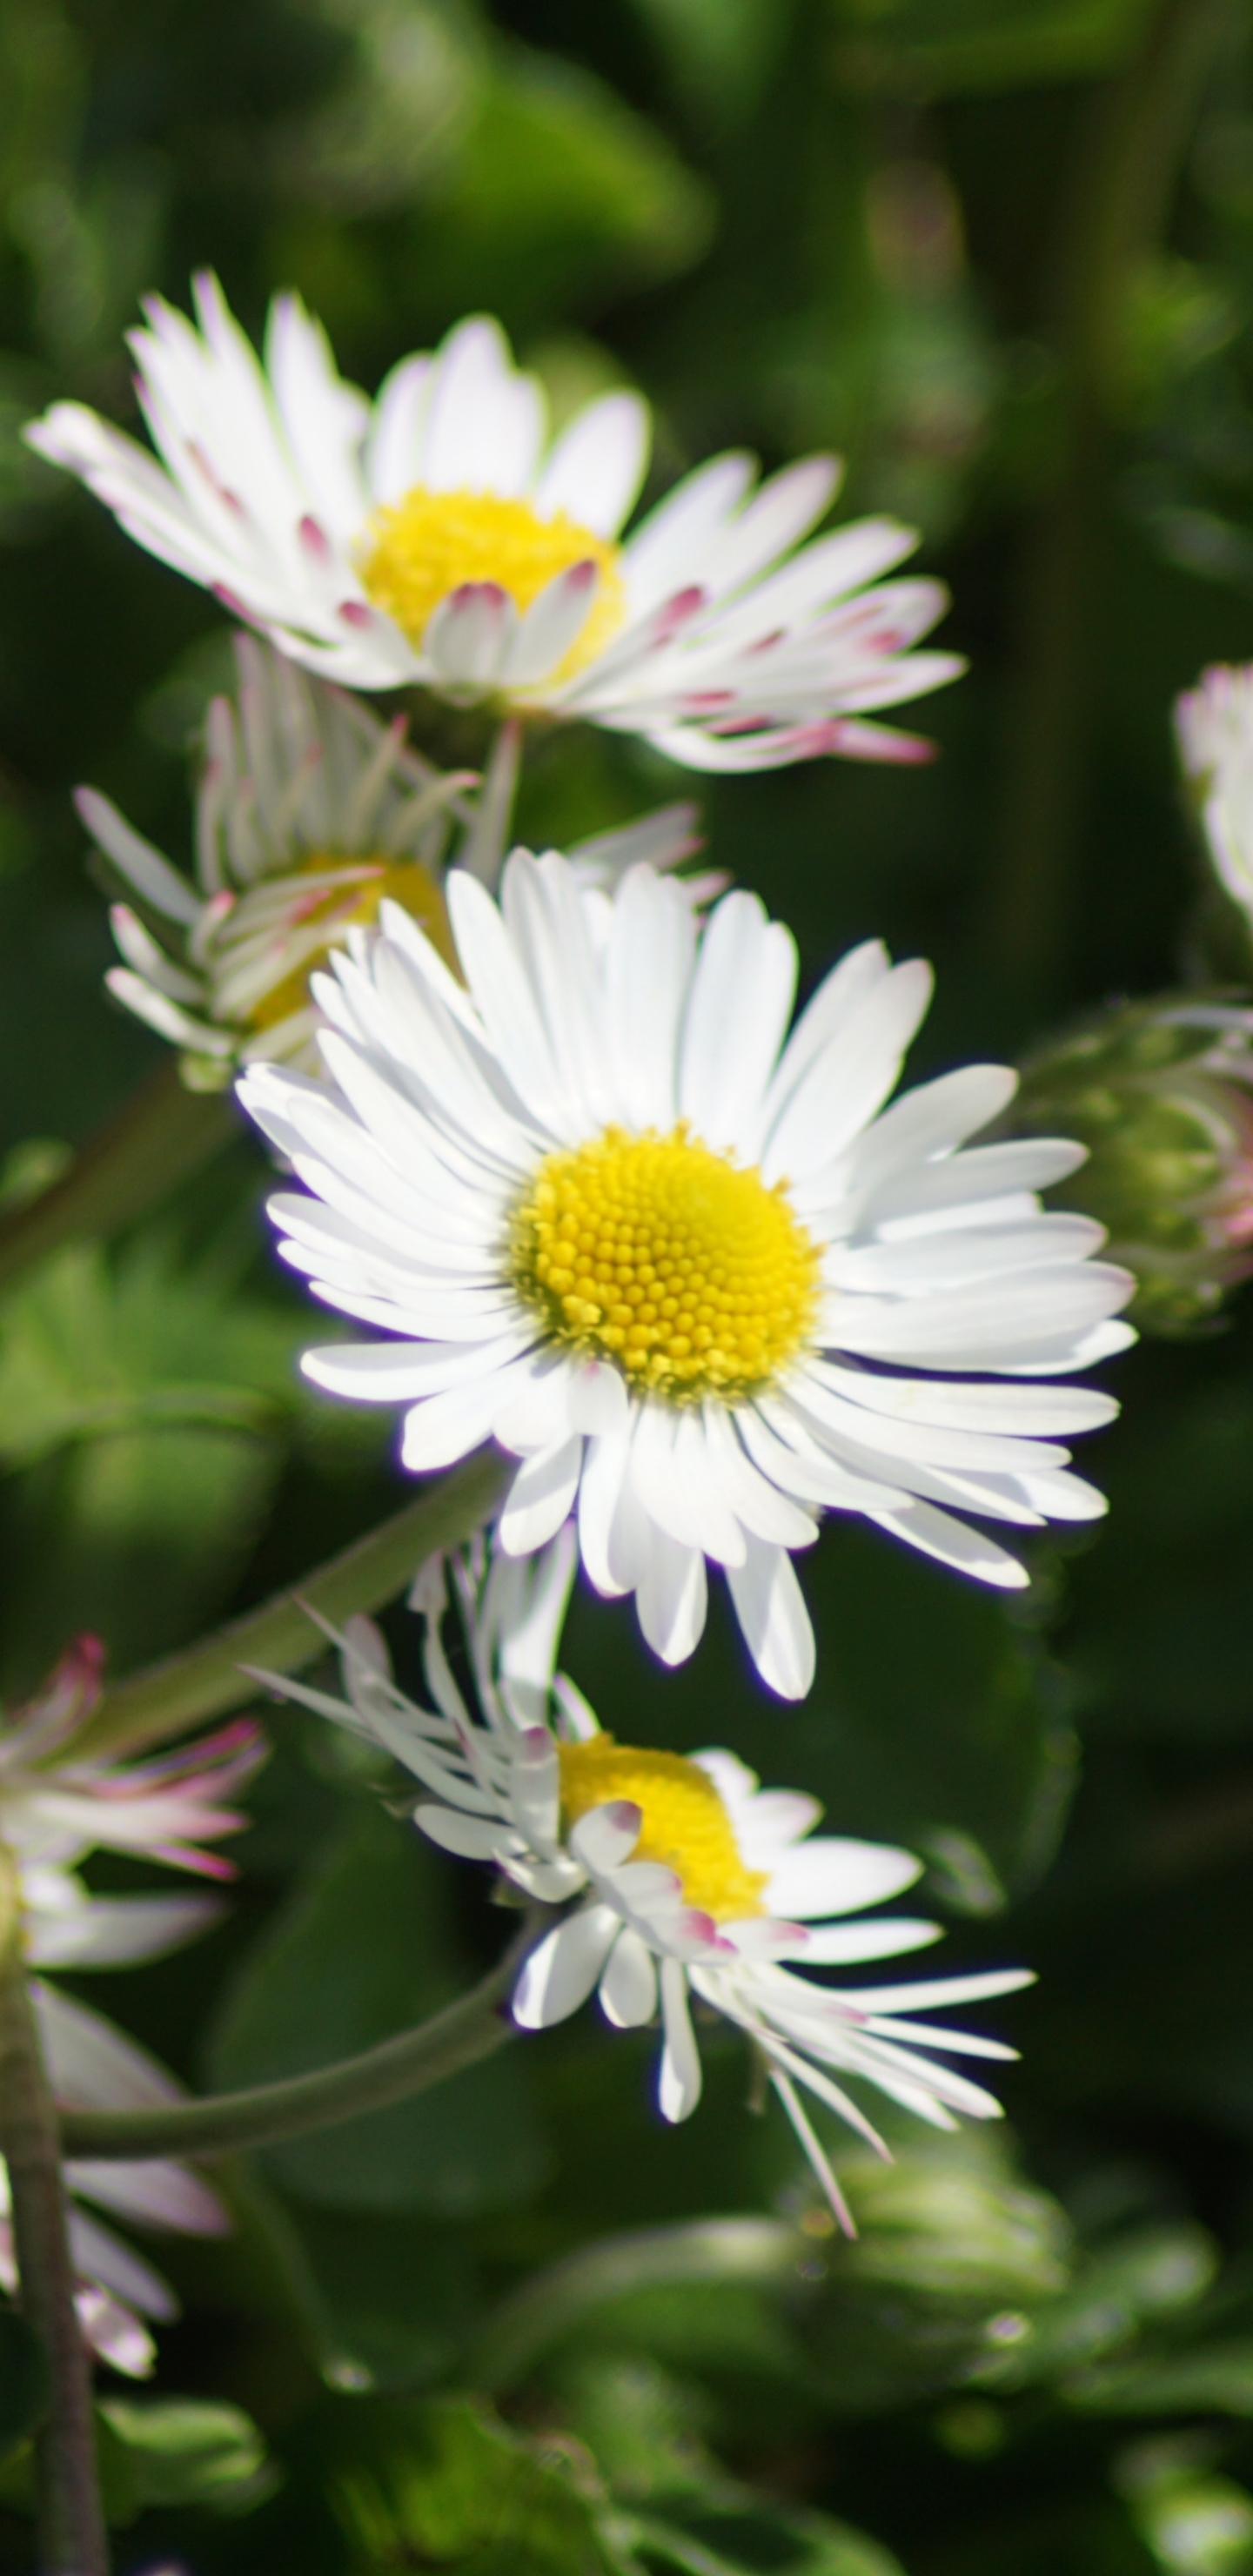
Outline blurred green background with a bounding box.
[11,2,1253,2571]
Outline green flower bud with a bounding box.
[1012,996,1253,1335]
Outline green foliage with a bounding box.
[0,2306,45,2468]
[0,2396,272,2526]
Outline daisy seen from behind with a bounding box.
[261,1532,1031,2231]
[240,849,1134,1700]
[84,631,706,1084]
[28,279,963,772]
[0,1637,264,2374]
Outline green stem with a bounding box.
[470,2216,800,2392]
[71,1446,509,1764]
[0,1850,108,2575]
[0,1064,234,1298]
[57,1913,541,2162]
[990,0,1233,999]
[459,717,522,888]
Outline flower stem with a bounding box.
[989,0,1233,1000]
[470,2216,800,2392]
[0,1848,108,2576]
[70,1446,510,1765]
[0,1064,234,1299]
[459,717,522,888]
[57,1913,543,2162]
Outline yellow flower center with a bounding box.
[248,852,457,1031]
[358,486,626,685]
[510,1124,820,1401]
[558,1737,767,1922]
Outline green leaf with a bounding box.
[0,2305,45,2467]
[97,2397,275,2517]
[629,2499,907,2576]
[207,1802,550,2215]
[830,0,1156,97]
[332,2393,621,2574]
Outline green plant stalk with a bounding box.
[0,1848,109,2576]
[990,0,1234,996]
[57,1912,542,2161]
[470,2216,801,2392]
[0,1063,234,1298]
[72,1446,509,1764]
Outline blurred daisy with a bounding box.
[1176,661,1253,928]
[0,1639,263,2373]
[28,279,963,771]
[240,851,1134,1699]
[264,1533,1030,2230]
[84,633,706,1085]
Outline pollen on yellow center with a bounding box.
[249,851,457,1031]
[358,486,627,685]
[510,1124,820,1402]
[558,1737,768,1922]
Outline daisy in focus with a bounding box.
[85,632,705,1084]
[0,1638,264,2374]
[27,279,963,772]
[263,1533,1031,2230]
[240,850,1134,1699]
[1176,661,1253,932]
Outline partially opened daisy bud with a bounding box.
[0,1641,265,2375]
[239,849,1134,1700]
[1012,995,1253,1334]
[1176,661,1253,959]
[27,277,964,770]
[82,633,707,1088]
[261,1533,1032,2232]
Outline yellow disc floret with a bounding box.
[558,1736,768,1922]
[510,1124,820,1402]
[245,852,457,1032]
[358,487,627,686]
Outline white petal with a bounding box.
[599,1926,659,2028]
[725,1537,814,1700]
[535,391,650,536]
[67,2158,228,2236]
[636,1529,708,1667]
[766,1837,922,1919]
[679,891,797,1153]
[658,1957,702,2122]
[513,1903,620,2029]
[799,1918,942,1963]
[424,582,516,688]
[499,1436,585,1554]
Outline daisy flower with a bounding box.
[27,278,963,772]
[238,850,1134,1700]
[1176,661,1253,929]
[84,633,707,1084]
[0,1639,264,2374]
[263,1533,1031,2231]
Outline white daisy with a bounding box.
[27,278,964,772]
[83,632,707,1084]
[239,849,1134,1699]
[1176,661,1253,928]
[0,1640,264,2375]
[263,1533,1031,2231]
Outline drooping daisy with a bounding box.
[1176,661,1253,929]
[28,278,963,771]
[262,1533,1031,2230]
[0,1639,264,2373]
[84,632,706,1084]
[239,851,1134,1698]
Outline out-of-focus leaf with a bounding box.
[271,0,473,212]
[623,0,791,128]
[207,1802,550,2214]
[332,2393,621,2574]
[973,2224,1220,2394]
[629,2500,907,2576]
[285,2200,481,2393]
[406,42,715,329]
[831,0,1156,97]
[97,2397,275,2518]
[1072,2342,1253,2418]
[0,2307,45,2468]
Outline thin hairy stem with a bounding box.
[0,1849,108,2575]
[0,1064,233,1298]
[990,0,1234,998]
[57,1912,543,2161]
[70,1446,509,1764]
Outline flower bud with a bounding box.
[1012,996,1253,1333]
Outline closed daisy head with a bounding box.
[262,1532,1032,2231]
[28,278,963,771]
[240,849,1134,1699]
[1176,660,1253,933]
